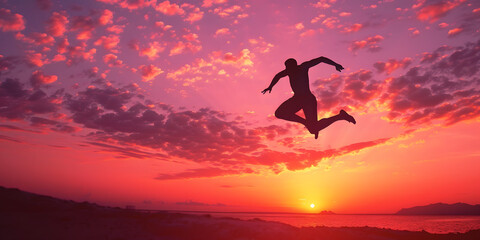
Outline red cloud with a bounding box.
[103,53,123,67]
[139,64,163,81]
[94,34,120,51]
[139,41,165,59]
[97,0,153,9]
[30,70,58,88]
[99,9,113,25]
[349,35,384,52]
[214,27,230,37]
[156,167,252,180]
[182,4,204,23]
[0,8,26,32]
[71,15,97,40]
[169,39,202,56]
[46,11,69,37]
[447,27,463,36]
[25,51,48,67]
[156,1,185,15]
[313,0,336,9]
[416,0,466,23]
[342,23,363,33]
[16,32,55,45]
[202,0,227,8]
[373,57,412,74]
[65,42,97,65]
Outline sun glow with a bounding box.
[310,203,315,208]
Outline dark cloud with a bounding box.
[0,124,42,133]
[156,167,254,180]
[175,200,226,207]
[313,70,382,111]
[381,40,480,125]
[0,78,60,119]
[311,40,480,127]
[0,134,23,143]
[0,56,20,75]
[36,0,52,10]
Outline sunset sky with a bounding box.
[0,0,479,214]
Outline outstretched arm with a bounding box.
[262,70,287,94]
[301,56,344,72]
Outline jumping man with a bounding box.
[262,57,356,139]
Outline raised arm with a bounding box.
[301,56,344,72]
[262,70,287,94]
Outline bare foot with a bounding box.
[305,122,320,139]
[340,110,356,124]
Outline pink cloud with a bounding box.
[154,21,172,31]
[300,29,316,37]
[447,27,463,36]
[156,167,251,180]
[438,22,449,28]
[321,17,339,29]
[57,38,69,54]
[169,41,202,56]
[248,37,274,53]
[342,23,363,33]
[311,14,325,23]
[46,11,69,37]
[65,42,97,65]
[348,35,384,52]
[214,27,230,37]
[216,49,253,67]
[313,0,336,9]
[99,9,113,25]
[103,53,123,67]
[202,0,227,8]
[156,1,185,15]
[107,25,125,34]
[339,12,351,17]
[25,51,48,67]
[30,70,58,88]
[212,5,242,18]
[97,0,153,9]
[139,64,163,81]
[94,34,120,51]
[71,15,97,40]
[0,8,26,32]
[17,32,55,45]
[416,0,466,23]
[182,4,204,23]
[373,57,413,74]
[139,41,165,59]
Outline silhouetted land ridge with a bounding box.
[396,203,480,215]
[1,186,479,240]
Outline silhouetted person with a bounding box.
[262,57,356,139]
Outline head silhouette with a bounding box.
[285,58,297,71]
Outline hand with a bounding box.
[261,87,272,94]
[335,64,344,72]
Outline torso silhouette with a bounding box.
[286,64,312,96]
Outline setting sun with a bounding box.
[310,203,315,208]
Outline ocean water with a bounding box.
[202,213,480,234]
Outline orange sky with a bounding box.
[0,0,479,213]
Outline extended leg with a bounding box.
[275,97,305,125]
[318,109,356,132]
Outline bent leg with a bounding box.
[275,97,305,125]
[302,94,318,133]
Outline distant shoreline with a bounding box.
[2,186,480,239]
